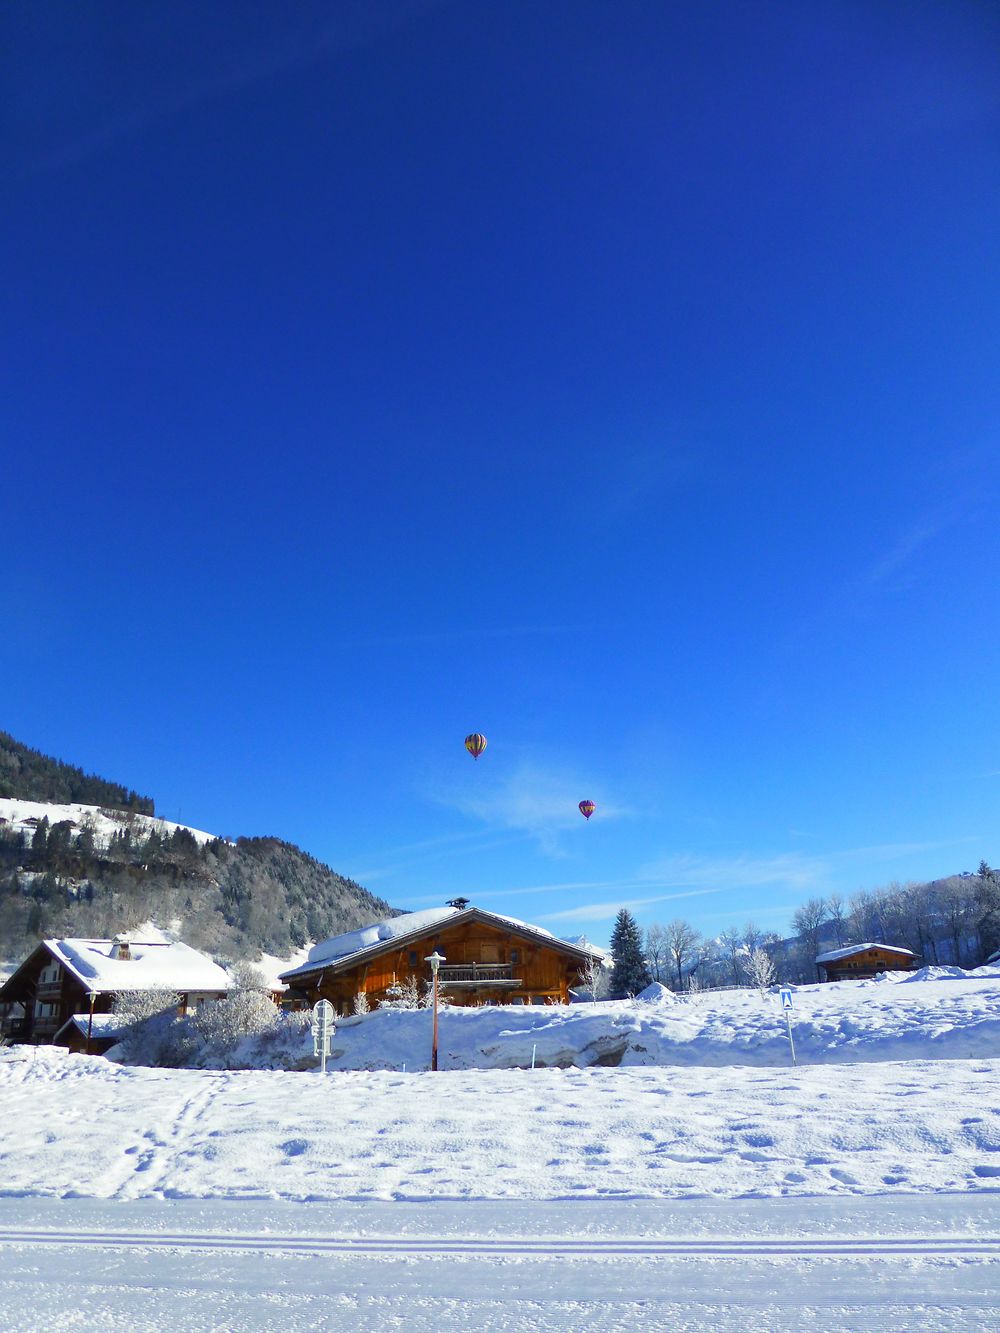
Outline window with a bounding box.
[510,949,519,964]
[408,951,418,968]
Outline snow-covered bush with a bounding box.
[191,990,280,1060]
[110,991,198,1071]
[378,974,420,1010]
[353,990,370,1015]
[111,989,185,1065]
[746,948,777,997]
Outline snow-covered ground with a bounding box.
[4,969,1000,1329]
[3,1047,1000,1202]
[0,797,218,849]
[2,1051,999,1329]
[229,964,1000,1072]
[1,1194,997,1332]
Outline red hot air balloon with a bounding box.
[465,733,487,760]
[579,800,596,820]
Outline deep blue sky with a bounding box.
[4,1,999,947]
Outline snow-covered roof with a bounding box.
[55,1013,128,1041]
[280,906,596,983]
[815,942,915,965]
[44,934,231,994]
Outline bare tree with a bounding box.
[718,928,744,984]
[745,947,776,996]
[826,895,847,947]
[576,953,610,1001]
[742,921,765,955]
[665,919,701,991]
[791,897,827,981]
[644,924,668,983]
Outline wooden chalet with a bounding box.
[816,942,918,982]
[0,932,231,1047]
[279,902,600,1013]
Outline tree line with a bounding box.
[603,863,1000,996]
[0,731,153,813]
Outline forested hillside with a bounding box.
[0,732,153,813]
[0,734,394,965]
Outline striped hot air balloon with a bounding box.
[464,733,487,760]
[579,799,596,820]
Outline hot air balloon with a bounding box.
[465,733,487,760]
[579,799,596,820]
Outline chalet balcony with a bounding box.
[438,963,520,988]
[35,982,63,999]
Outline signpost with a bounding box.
[779,987,796,1065]
[311,999,335,1074]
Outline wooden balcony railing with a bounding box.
[438,963,518,986]
[35,983,63,999]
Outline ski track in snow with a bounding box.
[2,1226,1000,1258]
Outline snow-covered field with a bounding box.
[3,971,1000,1329]
[3,1046,1000,1203]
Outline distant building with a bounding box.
[0,932,230,1047]
[279,904,601,1013]
[815,942,917,982]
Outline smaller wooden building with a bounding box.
[280,903,600,1013]
[816,942,917,982]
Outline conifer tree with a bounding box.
[609,908,651,997]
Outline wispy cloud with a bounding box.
[33,2,448,172]
[339,623,593,651]
[864,518,948,588]
[540,888,720,924]
[429,760,629,855]
[636,851,828,891]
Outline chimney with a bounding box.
[446,897,470,910]
[110,934,132,961]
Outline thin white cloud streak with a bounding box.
[636,852,827,891]
[340,624,594,650]
[35,2,448,172]
[429,761,629,855]
[540,889,721,925]
[864,518,948,587]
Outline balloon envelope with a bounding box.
[465,733,487,760]
[579,800,596,820]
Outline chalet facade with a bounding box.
[280,904,600,1014]
[0,932,231,1047]
[816,942,917,982]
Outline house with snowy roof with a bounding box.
[815,942,917,982]
[0,931,231,1047]
[279,902,602,1014]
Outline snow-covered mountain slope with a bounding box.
[0,797,218,849]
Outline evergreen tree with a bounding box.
[609,908,651,997]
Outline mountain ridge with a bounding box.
[0,733,395,967]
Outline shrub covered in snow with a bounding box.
[191,990,280,1062]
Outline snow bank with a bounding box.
[2,1047,999,1204]
[235,969,1000,1073]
